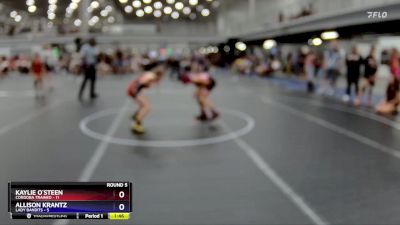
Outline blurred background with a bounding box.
[0,0,398,81]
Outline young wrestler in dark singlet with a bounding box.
[127,64,165,134]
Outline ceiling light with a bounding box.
[153,10,162,17]
[49,4,57,11]
[48,13,56,20]
[28,5,37,13]
[263,39,277,50]
[132,0,141,8]
[182,7,191,15]
[211,1,220,8]
[69,2,78,9]
[189,13,196,20]
[14,15,22,22]
[196,5,204,11]
[74,19,82,26]
[235,42,247,51]
[321,31,339,40]
[100,10,108,17]
[26,0,35,6]
[166,0,175,4]
[108,16,115,23]
[90,1,99,9]
[105,5,112,11]
[124,5,133,13]
[91,16,99,22]
[223,45,230,52]
[153,1,162,9]
[171,11,179,19]
[119,0,128,4]
[189,0,198,6]
[143,0,152,4]
[10,11,18,18]
[48,0,57,4]
[310,37,323,46]
[163,6,172,14]
[175,2,184,10]
[136,9,145,17]
[144,6,153,13]
[201,8,210,16]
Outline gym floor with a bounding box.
[1,71,400,225]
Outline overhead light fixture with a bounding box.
[100,10,108,17]
[153,10,162,17]
[26,0,35,6]
[144,6,153,14]
[105,5,113,11]
[207,46,218,54]
[48,0,57,4]
[66,7,73,14]
[211,1,220,8]
[124,5,133,13]
[69,2,78,9]
[189,0,198,6]
[223,45,230,52]
[108,16,115,23]
[136,9,145,17]
[263,39,277,50]
[49,4,57,11]
[119,0,128,4]
[153,1,162,9]
[196,4,204,12]
[163,6,172,14]
[74,19,82,26]
[321,31,339,40]
[87,6,93,13]
[132,0,141,8]
[189,13,196,20]
[235,42,247,51]
[28,5,37,13]
[48,13,56,20]
[166,0,175,4]
[14,15,22,22]
[143,0,152,4]
[171,11,179,19]
[310,37,322,46]
[201,8,210,16]
[175,2,184,10]
[182,6,191,15]
[90,1,99,9]
[91,15,99,22]
[10,11,18,18]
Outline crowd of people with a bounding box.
[0,37,399,116]
[228,41,400,116]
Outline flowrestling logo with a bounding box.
[367,11,388,19]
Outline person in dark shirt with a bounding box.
[168,57,181,80]
[355,46,378,106]
[79,38,99,100]
[343,46,362,102]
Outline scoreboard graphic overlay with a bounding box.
[8,182,132,220]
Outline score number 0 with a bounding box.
[118,191,126,211]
